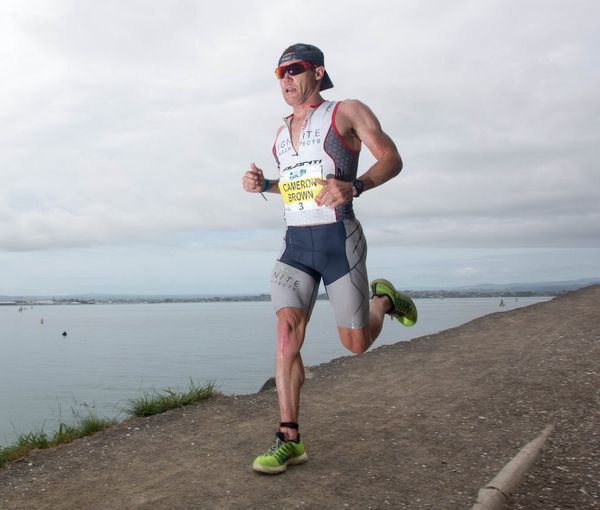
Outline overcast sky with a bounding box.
[1,0,599,296]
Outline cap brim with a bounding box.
[320,70,333,91]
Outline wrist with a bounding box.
[261,178,270,193]
[351,178,365,197]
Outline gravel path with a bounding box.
[1,286,598,509]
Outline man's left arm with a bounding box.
[316,100,402,207]
[344,99,403,192]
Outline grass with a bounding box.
[0,379,216,469]
[0,413,117,468]
[126,379,216,417]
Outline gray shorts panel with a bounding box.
[270,218,369,329]
[325,219,369,329]
[271,260,319,317]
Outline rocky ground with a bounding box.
[0,286,598,509]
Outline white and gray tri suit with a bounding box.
[271,100,370,329]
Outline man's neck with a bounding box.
[292,93,324,118]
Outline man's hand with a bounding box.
[315,177,353,208]
[242,163,265,193]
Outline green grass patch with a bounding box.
[0,413,116,469]
[0,379,216,469]
[126,379,216,417]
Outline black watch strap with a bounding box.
[352,179,365,197]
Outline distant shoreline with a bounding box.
[0,289,563,306]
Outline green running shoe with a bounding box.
[252,432,308,474]
[371,278,418,327]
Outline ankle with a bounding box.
[279,421,299,441]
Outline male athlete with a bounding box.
[242,43,417,474]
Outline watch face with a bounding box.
[353,179,364,196]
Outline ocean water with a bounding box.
[0,296,550,446]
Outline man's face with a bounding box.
[277,60,323,106]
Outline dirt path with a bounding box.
[1,286,598,509]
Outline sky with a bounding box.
[1,0,599,296]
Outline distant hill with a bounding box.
[2,278,598,304]
[454,278,600,293]
[404,278,600,299]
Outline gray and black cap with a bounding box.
[278,43,334,91]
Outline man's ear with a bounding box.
[314,65,325,83]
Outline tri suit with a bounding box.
[271,100,370,329]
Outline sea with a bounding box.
[0,296,551,446]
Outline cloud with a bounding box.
[1,0,599,292]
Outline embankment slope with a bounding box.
[1,286,598,509]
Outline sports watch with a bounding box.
[352,179,365,197]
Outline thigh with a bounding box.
[271,260,320,318]
[325,219,369,329]
[327,271,370,329]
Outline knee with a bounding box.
[277,308,307,335]
[347,342,368,355]
[339,328,371,355]
[276,308,307,355]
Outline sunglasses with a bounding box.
[274,61,315,79]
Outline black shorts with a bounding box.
[270,218,369,329]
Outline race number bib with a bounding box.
[278,164,336,226]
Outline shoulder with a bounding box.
[335,99,379,127]
[336,99,373,117]
[334,99,382,137]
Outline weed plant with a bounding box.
[126,379,216,417]
[0,379,216,469]
[0,413,116,468]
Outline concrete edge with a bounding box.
[471,424,554,510]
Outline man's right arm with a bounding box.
[242,163,280,194]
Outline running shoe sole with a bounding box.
[252,451,308,474]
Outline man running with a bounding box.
[242,43,417,474]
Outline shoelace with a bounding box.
[267,438,283,454]
[265,433,287,455]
